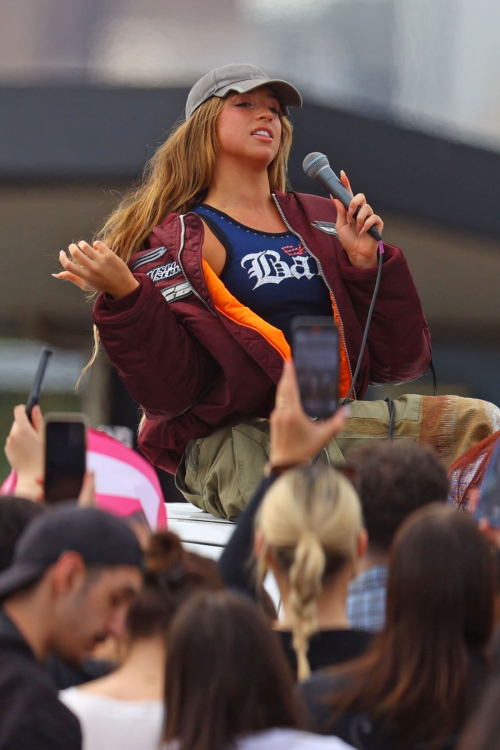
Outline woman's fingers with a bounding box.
[321,406,349,442]
[355,203,373,229]
[75,240,100,260]
[53,268,92,291]
[56,238,137,297]
[340,170,353,196]
[78,471,96,508]
[346,195,383,236]
[59,250,91,278]
[31,405,45,436]
[13,404,30,430]
[283,360,302,408]
[68,243,95,267]
[276,360,301,409]
[332,198,348,231]
[92,240,111,254]
[59,250,82,272]
[359,213,384,236]
[348,193,367,219]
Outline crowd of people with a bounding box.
[0,359,499,750]
[1,62,499,750]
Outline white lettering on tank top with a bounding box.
[241,250,317,290]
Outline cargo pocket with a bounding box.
[231,419,270,519]
[175,418,270,520]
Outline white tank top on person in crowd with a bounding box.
[235,728,354,749]
[59,687,163,750]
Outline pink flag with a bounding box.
[1,428,167,529]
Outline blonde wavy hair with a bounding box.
[81,93,293,382]
[256,465,363,680]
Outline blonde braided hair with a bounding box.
[256,465,362,680]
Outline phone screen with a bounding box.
[292,319,339,420]
[45,419,87,504]
[473,440,500,527]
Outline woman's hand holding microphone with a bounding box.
[332,171,384,270]
[53,240,139,299]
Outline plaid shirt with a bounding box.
[347,564,388,632]
[448,453,488,510]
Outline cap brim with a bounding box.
[216,78,303,114]
[0,562,46,601]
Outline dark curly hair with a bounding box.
[346,441,449,551]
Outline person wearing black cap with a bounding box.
[55,62,431,517]
[0,505,143,750]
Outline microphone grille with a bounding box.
[303,152,329,178]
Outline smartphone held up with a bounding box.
[44,414,88,504]
[292,316,340,420]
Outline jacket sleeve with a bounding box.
[337,243,432,384]
[217,473,277,600]
[93,274,214,420]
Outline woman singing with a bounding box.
[54,63,431,503]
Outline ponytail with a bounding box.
[289,532,325,680]
[256,465,362,679]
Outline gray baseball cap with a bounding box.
[0,505,144,601]
[185,63,303,119]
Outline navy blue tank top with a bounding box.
[193,204,332,343]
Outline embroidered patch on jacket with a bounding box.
[311,220,339,238]
[162,280,193,303]
[147,261,181,283]
[131,246,168,271]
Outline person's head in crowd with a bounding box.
[0,496,45,572]
[347,441,450,558]
[255,464,366,680]
[164,591,304,750]
[127,529,223,646]
[0,505,144,664]
[458,674,500,750]
[61,530,223,708]
[323,505,495,747]
[146,528,276,621]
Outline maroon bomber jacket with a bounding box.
[93,191,432,474]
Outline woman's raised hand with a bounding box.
[332,171,384,270]
[53,241,140,299]
[268,360,349,470]
[4,404,45,502]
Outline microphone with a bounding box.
[303,152,382,242]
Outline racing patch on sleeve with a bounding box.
[131,246,168,271]
[162,280,193,303]
[147,261,181,283]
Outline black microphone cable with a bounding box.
[342,242,384,405]
[302,151,385,405]
[311,244,383,466]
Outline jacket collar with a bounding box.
[0,608,37,662]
